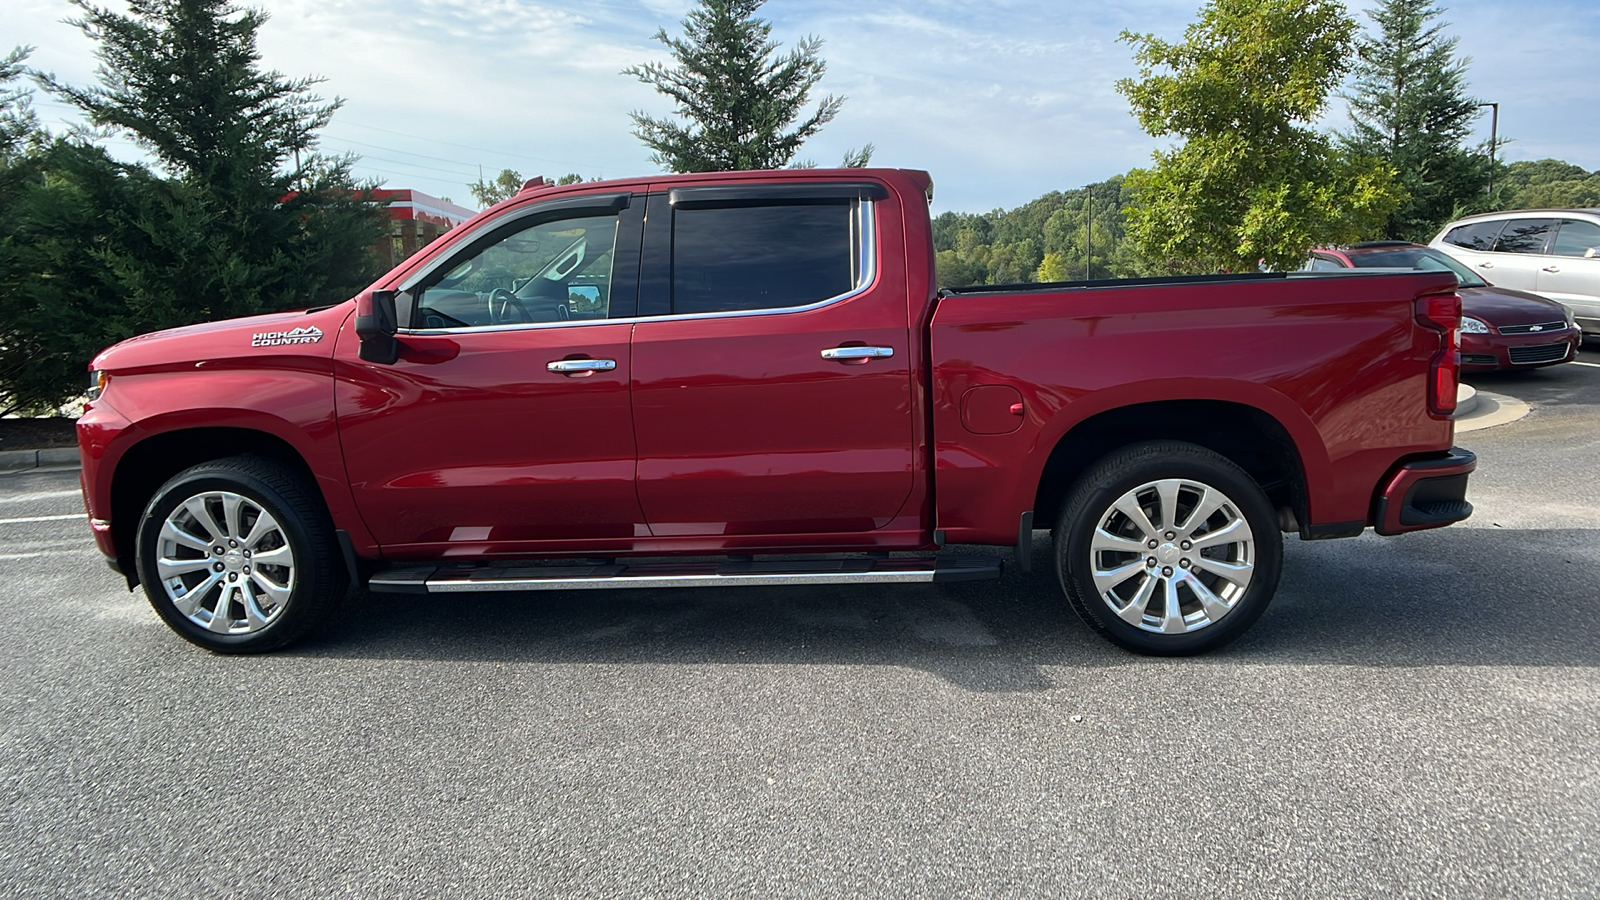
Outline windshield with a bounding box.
[1349,247,1488,288]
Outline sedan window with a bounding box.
[1492,219,1557,254]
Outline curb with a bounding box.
[1455,390,1531,433]
[1455,384,1479,417]
[0,448,81,473]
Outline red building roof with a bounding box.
[368,189,477,227]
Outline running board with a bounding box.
[368,556,1003,594]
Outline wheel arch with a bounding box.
[1032,398,1312,535]
[108,427,319,584]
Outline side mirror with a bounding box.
[355,289,400,364]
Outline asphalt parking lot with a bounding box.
[2,343,1597,898]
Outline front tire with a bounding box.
[1054,441,1283,656]
[135,456,344,653]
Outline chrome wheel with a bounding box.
[1088,477,1255,634]
[155,490,295,635]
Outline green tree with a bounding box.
[1342,0,1484,240]
[470,170,594,207]
[40,0,386,314]
[930,176,1151,289]
[4,0,386,408]
[1,46,43,160]
[1498,159,1600,210]
[469,167,525,207]
[623,0,868,171]
[1117,0,1402,272]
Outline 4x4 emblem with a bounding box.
[252,326,324,347]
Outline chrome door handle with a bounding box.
[1542,266,1560,273]
[821,346,895,361]
[547,358,617,374]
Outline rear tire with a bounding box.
[135,456,345,653]
[1054,441,1283,656]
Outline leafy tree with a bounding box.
[1342,0,1484,240]
[470,170,594,207]
[1497,159,1600,210]
[469,167,525,207]
[931,176,1151,289]
[1117,0,1402,272]
[623,0,867,171]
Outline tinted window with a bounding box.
[1551,219,1600,257]
[414,213,619,328]
[672,203,855,315]
[1305,255,1347,271]
[1443,221,1504,251]
[1492,218,1557,254]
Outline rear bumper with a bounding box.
[1373,447,1477,535]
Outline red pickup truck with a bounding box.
[76,168,1476,656]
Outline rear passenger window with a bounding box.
[671,203,856,315]
[1443,221,1504,251]
[1492,219,1556,254]
[1551,219,1600,257]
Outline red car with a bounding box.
[1307,242,1580,371]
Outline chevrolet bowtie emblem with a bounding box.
[1530,325,1542,331]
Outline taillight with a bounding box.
[1415,292,1461,417]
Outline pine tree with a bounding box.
[1,46,43,160]
[39,0,386,318]
[1,1,386,409]
[623,0,866,172]
[1342,0,1484,240]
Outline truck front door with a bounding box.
[335,194,648,557]
[629,184,919,540]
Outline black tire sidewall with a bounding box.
[1056,444,1283,656]
[135,461,335,653]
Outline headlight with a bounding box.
[1460,317,1491,334]
[86,370,109,400]
[1562,305,1577,329]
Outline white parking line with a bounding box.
[1570,361,1600,368]
[0,490,82,504]
[0,514,83,525]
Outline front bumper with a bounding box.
[1459,328,1580,370]
[1373,447,1477,536]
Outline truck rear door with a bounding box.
[629,183,917,537]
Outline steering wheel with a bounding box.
[488,288,533,324]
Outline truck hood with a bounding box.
[92,303,354,373]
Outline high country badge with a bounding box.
[252,326,324,347]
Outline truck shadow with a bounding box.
[298,526,1600,691]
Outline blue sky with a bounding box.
[9,0,1599,213]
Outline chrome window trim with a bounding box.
[398,197,878,337]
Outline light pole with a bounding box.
[1477,102,1498,199]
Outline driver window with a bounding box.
[413,212,619,329]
